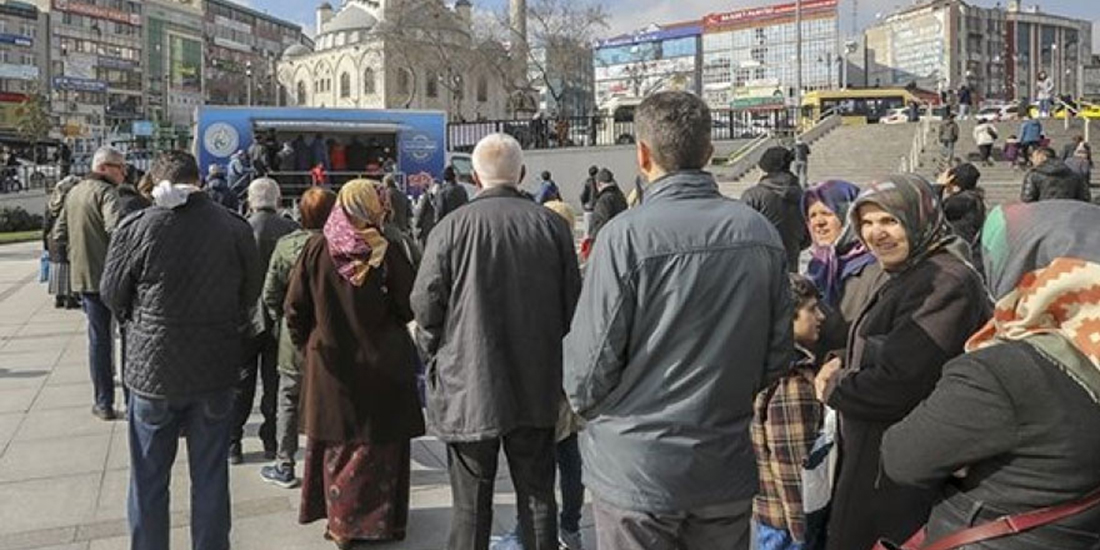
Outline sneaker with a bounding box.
[490,531,524,550]
[260,463,300,488]
[559,529,584,550]
[228,442,243,465]
[91,405,116,421]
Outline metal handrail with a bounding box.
[900,117,930,173]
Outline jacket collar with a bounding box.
[85,172,115,186]
[642,170,720,204]
[475,185,524,200]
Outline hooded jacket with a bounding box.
[742,171,810,271]
[1021,159,1090,203]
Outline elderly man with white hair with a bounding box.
[52,145,126,420]
[412,133,582,550]
[229,177,299,464]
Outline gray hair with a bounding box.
[248,177,281,210]
[472,133,523,188]
[91,146,124,173]
[635,91,713,172]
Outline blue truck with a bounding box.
[193,106,448,195]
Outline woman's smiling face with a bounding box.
[858,203,910,270]
[807,200,843,247]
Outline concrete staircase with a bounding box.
[718,122,919,198]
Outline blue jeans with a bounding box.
[128,390,235,550]
[755,520,805,550]
[82,293,114,409]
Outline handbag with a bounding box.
[872,485,1100,550]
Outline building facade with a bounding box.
[864,0,1090,102]
[204,0,309,108]
[277,0,509,121]
[144,0,204,130]
[45,0,143,145]
[593,21,701,109]
[0,1,49,140]
[701,0,839,109]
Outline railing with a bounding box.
[900,116,930,173]
[448,109,796,151]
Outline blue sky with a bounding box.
[233,0,1098,47]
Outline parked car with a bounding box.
[880,107,911,125]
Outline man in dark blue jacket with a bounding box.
[101,150,261,550]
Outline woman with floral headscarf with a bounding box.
[285,179,425,547]
[802,180,884,352]
[813,174,991,550]
[881,201,1100,549]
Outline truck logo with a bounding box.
[402,133,438,162]
[204,122,240,158]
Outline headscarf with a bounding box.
[849,173,955,274]
[802,180,876,307]
[966,201,1100,405]
[323,179,390,286]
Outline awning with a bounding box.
[252,119,406,134]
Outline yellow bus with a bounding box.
[802,88,920,126]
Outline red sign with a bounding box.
[704,0,838,30]
[53,0,141,26]
[0,92,27,103]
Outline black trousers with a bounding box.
[447,427,558,550]
[231,333,279,449]
[979,144,993,163]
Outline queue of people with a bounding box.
[38,90,1100,550]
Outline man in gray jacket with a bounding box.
[412,133,581,550]
[563,91,793,550]
[53,146,124,420]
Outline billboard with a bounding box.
[53,76,107,92]
[53,0,141,25]
[596,24,702,49]
[195,107,448,191]
[888,10,947,83]
[704,0,838,31]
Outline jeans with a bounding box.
[447,427,558,550]
[83,293,114,410]
[232,334,278,449]
[274,370,301,469]
[941,141,956,163]
[128,390,234,550]
[1040,98,1052,117]
[557,434,584,534]
[593,498,751,550]
[755,520,805,550]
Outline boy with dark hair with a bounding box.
[752,274,826,550]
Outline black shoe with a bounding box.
[54,298,65,309]
[91,405,116,421]
[65,297,81,310]
[229,442,243,465]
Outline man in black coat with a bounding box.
[100,150,261,550]
[589,168,627,241]
[411,133,581,550]
[434,166,470,222]
[742,146,810,271]
[1021,146,1091,203]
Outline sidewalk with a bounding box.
[0,241,594,550]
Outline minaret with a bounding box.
[510,0,529,91]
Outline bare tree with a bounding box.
[478,0,608,118]
[373,0,479,118]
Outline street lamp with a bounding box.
[246,61,253,107]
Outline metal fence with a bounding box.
[448,108,798,152]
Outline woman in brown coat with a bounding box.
[814,174,991,550]
[285,179,425,548]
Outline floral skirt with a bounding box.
[299,438,411,542]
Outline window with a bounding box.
[397,68,411,96]
[426,70,438,98]
[297,81,307,104]
[477,75,488,102]
[363,68,375,94]
[339,72,350,98]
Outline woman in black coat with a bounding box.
[814,174,991,550]
[882,201,1100,549]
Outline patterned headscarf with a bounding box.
[849,173,954,274]
[966,201,1100,404]
[324,179,390,286]
[802,180,876,307]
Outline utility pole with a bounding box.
[246,61,253,107]
[795,0,802,113]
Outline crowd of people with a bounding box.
[36,89,1100,550]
